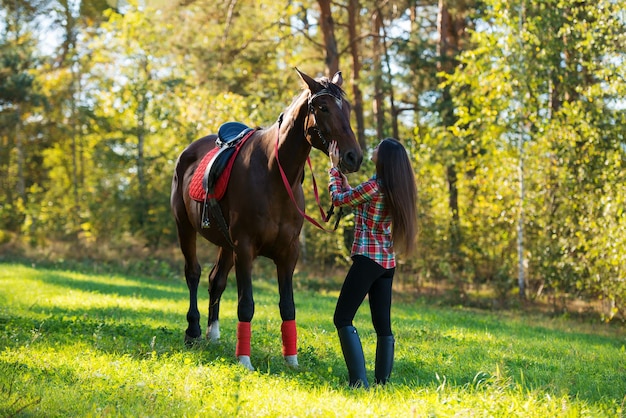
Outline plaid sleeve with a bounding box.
[329,167,377,207]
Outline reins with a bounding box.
[275,97,342,232]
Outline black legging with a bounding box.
[333,255,395,336]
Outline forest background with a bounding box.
[1,0,625,321]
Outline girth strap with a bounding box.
[201,195,235,249]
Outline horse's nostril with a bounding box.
[343,150,361,171]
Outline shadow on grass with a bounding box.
[3,260,625,406]
[16,267,187,301]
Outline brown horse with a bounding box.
[170,68,363,370]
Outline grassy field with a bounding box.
[0,261,625,417]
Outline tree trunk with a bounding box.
[15,105,25,202]
[136,93,147,228]
[317,0,339,77]
[438,0,467,293]
[347,0,365,150]
[372,10,384,139]
[136,59,150,229]
[517,2,526,301]
[71,65,80,218]
[378,19,398,139]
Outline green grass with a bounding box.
[1,261,625,417]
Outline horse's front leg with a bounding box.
[207,247,234,341]
[234,246,255,370]
[276,251,299,368]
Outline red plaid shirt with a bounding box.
[328,167,395,269]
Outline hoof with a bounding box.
[184,332,202,347]
[206,321,220,342]
[237,355,255,371]
[284,355,299,368]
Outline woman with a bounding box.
[328,137,417,388]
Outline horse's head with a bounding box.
[296,68,363,173]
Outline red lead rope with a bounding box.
[275,129,333,232]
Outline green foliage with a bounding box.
[1,263,624,416]
[0,0,625,319]
[0,44,35,103]
[441,0,626,313]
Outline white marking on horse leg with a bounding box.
[207,321,220,341]
[284,355,299,368]
[237,355,255,371]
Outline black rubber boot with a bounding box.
[374,335,395,385]
[337,326,370,388]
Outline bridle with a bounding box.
[305,89,344,150]
[275,88,346,231]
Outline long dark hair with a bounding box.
[375,138,417,255]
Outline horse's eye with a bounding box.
[318,104,329,112]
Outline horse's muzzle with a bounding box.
[342,150,363,173]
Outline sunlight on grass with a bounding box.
[1,262,625,417]
[2,343,598,417]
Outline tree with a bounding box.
[1,0,624,320]
[436,0,476,296]
[82,4,185,244]
[317,0,340,76]
[346,0,366,149]
[445,0,626,313]
[0,0,48,233]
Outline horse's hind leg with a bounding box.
[206,247,234,341]
[233,245,256,370]
[174,211,203,344]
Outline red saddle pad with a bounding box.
[188,130,255,202]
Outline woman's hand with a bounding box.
[329,141,349,188]
[329,141,340,168]
[340,172,349,188]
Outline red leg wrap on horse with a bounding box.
[236,321,251,357]
[281,320,297,356]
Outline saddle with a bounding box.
[189,122,254,202]
[202,122,254,193]
[216,121,254,148]
[188,122,255,248]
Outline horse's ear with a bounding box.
[295,67,322,92]
[331,71,343,87]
